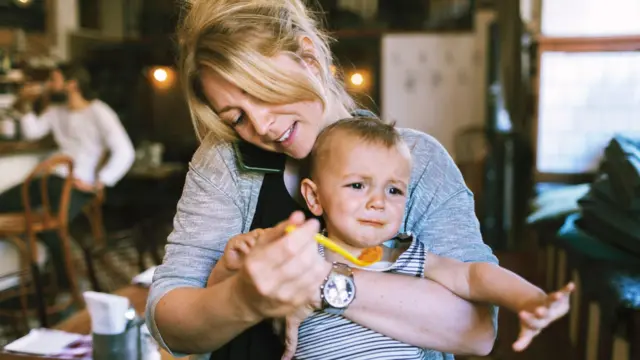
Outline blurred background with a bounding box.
[0,1,639,360]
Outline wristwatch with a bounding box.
[320,262,356,315]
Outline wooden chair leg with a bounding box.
[23,232,48,328]
[6,236,32,330]
[30,262,48,328]
[57,228,84,309]
[82,245,101,292]
[82,202,105,291]
[84,202,106,250]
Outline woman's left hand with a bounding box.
[280,305,315,360]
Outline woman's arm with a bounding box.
[155,275,262,353]
[147,164,258,354]
[424,254,547,314]
[148,142,330,356]
[344,269,496,355]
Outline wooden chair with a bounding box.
[0,238,33,337]
[80,187,105,291]
[0,154,84,328]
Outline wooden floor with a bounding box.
[460,251,576,360]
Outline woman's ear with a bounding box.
[300,178,323,216]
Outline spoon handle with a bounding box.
[284,225,372,267]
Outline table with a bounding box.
[0,138,56,195]
[0,286,176,360]
[126,163,185,181]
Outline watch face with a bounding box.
[323,273,355,308]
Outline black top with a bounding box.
[210,143,314,360]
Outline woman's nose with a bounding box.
[247,106,275,136]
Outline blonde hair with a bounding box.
[178,0,357,142]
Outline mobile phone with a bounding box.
[233,141,285,173]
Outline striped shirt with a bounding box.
[295,237,427,360]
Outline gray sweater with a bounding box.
[146,127,498,360]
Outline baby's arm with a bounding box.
[424,253,574,351]
[424,254,546,312]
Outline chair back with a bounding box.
[21,154,74,230]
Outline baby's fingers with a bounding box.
[533,306,549,318]
[237,241,253,255]
[550,282,575,300]
[520,311,547,330]
[281,318,301,360]
[512,327,535,352]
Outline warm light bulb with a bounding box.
[350,73,364,86]
[153,68,168,82]
[14,0,32,7]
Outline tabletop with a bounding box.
[0,285,176,360]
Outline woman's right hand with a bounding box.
[233,211,332,319]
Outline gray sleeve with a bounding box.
[403,131,497,264]
[403,130,499,334]
[145,153,243,356]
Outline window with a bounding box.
[536,51,640,174]
[542,0,640,37]
[534,0,640,181]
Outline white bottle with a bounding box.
[140,324,161,360]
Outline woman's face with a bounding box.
[200,54,326,159]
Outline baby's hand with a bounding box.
[208,230,262,286]
[280,305,315,360]
[513,282,575,352]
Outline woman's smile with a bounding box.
[275,121,298,147]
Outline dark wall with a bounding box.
[0,0,46,32]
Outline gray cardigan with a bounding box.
[146,127,498,360]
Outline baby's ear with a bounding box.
[300,178,323,216]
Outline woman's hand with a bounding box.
[234,211,332,319]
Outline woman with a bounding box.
[146,1,498,359]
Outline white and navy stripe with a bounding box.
[295,238,427,360]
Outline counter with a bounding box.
[0,138,56,195]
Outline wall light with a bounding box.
[345,69,370,92]
[153,68,168,82]
[350,72,364,86]
[148,66,175,89]
[14,0,33,7]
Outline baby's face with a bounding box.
[313,138,412,249]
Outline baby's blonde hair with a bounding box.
[177,0,356,142]
[310,117,405,178]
